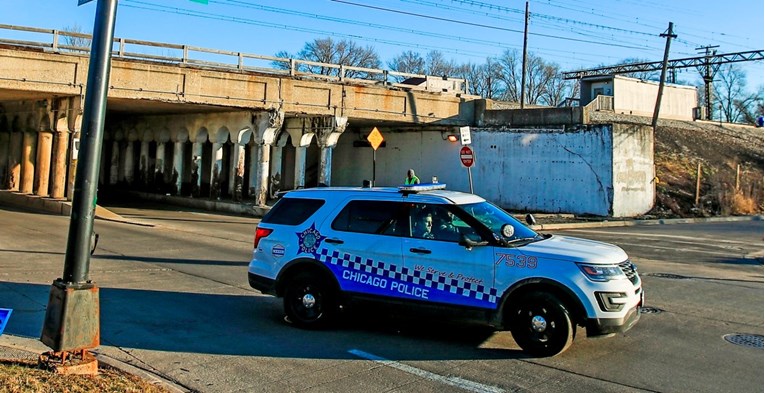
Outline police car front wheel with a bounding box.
[283,272,337,329]
[508,292,575,357]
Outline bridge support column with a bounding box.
[109,141,120,186]
[317,116,348,186]
[172,141,184,196]
[124,141,135,186]
[139,140,150,190]
[155,141,166,192]
[191,142,203,197]
[253,110,284,206]
[51,120,70,199]
[8,131,22,191]
[0,132,8,191]
[230,129,252,201]
[294,146,306,189]
[210,142,223,199]
[34,130,53,196]
[20,131,37,194]
[247,143,259,199]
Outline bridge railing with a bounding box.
[0,23,468,94]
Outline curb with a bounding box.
[531,215,764,231]
[0,334,189,393]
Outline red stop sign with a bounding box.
[459,146,474,168]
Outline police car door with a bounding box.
[318,198,407,300]
[401,203,498,310]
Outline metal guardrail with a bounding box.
[0,23,468,94]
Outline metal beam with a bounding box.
[563,50,764,79]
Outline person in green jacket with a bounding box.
[405,169,420,185]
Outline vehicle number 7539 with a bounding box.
[495,253,538,269]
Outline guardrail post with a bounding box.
[340,65,345,82]
[383,70,388,86]
[183,45,188,64]
[52,29,59,52]
[118,38,125,57]
[289,58,295,76]
[238,52,243,69]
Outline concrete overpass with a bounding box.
[0,24,476,205]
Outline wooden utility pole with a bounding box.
[652,22,676,130]
[520,1,529,109]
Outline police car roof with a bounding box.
[283,186,484,205]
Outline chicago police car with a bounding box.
[248,183,643,356]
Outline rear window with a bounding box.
[332,200,404,235]
[261,198,325,225]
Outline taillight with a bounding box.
[254,227,273,249]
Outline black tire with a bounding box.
[508,292,574,357]
[283,272,336,329]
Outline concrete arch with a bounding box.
[236,127,253,145]
[194,127,209,143]
[127,129,140,142]
[174,127,190,143]
[213,126,230,144]
[24,113,35,132]
[275,131,290,148]
[38,114,52,132]
[142,129,155,142]
[156,128,171,143]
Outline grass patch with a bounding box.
[0,359,172,393]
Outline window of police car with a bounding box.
[262,197,325,225]
[331,200,406,236]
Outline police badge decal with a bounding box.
[297,223,325,256]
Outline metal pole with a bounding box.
[467,167,474,194]
[63,0,118,284]
[372,148,376,187]
[652,22,675,131]
[520,1,529,109]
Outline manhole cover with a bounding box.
[640,307,664,314]
[723,334,764,349]
[646,273,689,280]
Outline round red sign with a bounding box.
[459,146,474,168]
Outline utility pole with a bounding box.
[652,22,676,130]
[696,45,720,121]
[40,0,118,373]
[520,0,529,109]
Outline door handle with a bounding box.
[409,247,431,254]
[325,238,344,244]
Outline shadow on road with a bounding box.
[0,281,525,362]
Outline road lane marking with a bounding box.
[348,349,505,393]
[564,229,756,245]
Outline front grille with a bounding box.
[619,260,640,285]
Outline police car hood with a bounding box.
[520,235,628,263]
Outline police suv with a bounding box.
[248,184,643,356]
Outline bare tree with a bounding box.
[460,61,502,98]
[61,24,91,52]
[494,49,571,106]
[274,37,381,79]
[387,51,425,75]
[714,63,760,123]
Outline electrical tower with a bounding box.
[696,45,720,121]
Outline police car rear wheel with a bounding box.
[284,273,336,329]
[509,292,574,357]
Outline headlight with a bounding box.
[577,263,626,282]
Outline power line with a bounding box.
[330,0,658,51]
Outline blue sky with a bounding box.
[2,0,763,93]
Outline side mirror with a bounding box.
[459,234,489,249]
[525,214,537,226]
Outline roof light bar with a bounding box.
[398,183,447,193]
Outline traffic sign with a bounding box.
[459,126,472,145]
[367,127,384,151]
[460,146,474,168]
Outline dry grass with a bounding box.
[0,359,172,393]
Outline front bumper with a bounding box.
[586,289,644,336]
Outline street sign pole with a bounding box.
[372,148,376,187]
[467,167,474,194]
[459,145,475,193]
[367,127,384,187]
[40,0,118,369]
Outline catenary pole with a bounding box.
[652,22,676,130]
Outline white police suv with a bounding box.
[248,184,643,356]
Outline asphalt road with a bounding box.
[0,204,762,393]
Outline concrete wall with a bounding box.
[611,123,655,216]
[332,124,655,217]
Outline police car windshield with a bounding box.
[458,201,538,240]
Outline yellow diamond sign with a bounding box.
[367,127,384,151]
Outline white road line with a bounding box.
[564,230,757,245]
[348,349,505,393]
